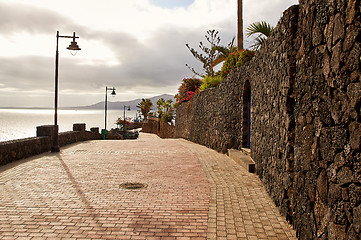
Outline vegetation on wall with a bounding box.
[221,49,255,78]
[185,30,221,77]
[175,78,202,104]
[199,75,223,91]
[177,29,256,103]
[246,21,274,50]
[211,37,237,70]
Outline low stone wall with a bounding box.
[142,118,175,138]
[0,123,102,167]
[0,136,51,166]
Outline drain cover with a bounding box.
[119,182,147,189]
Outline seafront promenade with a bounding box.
[0,133,296,239]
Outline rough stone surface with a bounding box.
[175,1,360,239]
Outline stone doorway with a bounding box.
[242,80,251,148]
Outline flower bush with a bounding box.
[221,49,255,78]
[199,75,222,91]
[175,78,202,104]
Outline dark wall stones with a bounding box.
[175,1,360,239]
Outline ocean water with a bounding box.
[0,109,139,142]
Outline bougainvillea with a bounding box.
[221,49,255,78]
[175,78,202,104]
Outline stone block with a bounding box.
[36,125,55,137]
[328,222,347,240]
[90,127,99,133]
[332,13,345,45]
[353,205,361,233]
[349,122,361,150]
[317,170,328,202]
[73,123,86,132]
[227,149,255,173]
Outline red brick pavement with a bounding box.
[0,134,209,239]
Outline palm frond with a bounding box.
[246,21,274,38]
[211,56,227,69]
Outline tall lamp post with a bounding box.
[123,105,131,133]
[104,87,116,131]
[52,31,81,152]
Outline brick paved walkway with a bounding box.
[0,133,296,239]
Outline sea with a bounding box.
[0,108,139,142]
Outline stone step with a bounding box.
[241,147,251,156]
[227,149,256,173]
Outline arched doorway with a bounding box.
[242,80,251,148]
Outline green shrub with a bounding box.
[199,75,222,91]
[221,49,255,78]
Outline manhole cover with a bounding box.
[119,182,147,189]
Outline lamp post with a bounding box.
[52,31,81,152]
[123,105,131,133]
[104,87,116,131]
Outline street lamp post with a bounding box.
[52,31,81,153]
[104,87,116,131]
[123,105,131,133]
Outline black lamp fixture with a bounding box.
[52,31,81,153]
[67,32,81,52]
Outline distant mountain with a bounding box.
[71,94,175,110]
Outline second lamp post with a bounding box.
[104,87,116,131]
[123,105,131,132]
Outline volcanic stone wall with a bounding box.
[292,0,361,239]
[175,0,360,239]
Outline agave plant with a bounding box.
[246,21,274,50]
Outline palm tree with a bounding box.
[156,98,165,117]
[211,37,237,69]
[136,98,153,120]
[246,21,274,50]
[164,99,173,112]
[237,0,243,50]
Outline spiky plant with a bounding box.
[246,21,274,50]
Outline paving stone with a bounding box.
[0,133,296,239]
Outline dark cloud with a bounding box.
[0,23,234,107]
[0,2,73,35]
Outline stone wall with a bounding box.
[0,136,52,166]
[292,1,361,239]
[175,1,360,239]
[0,124,102,167]
[142,118,175,138]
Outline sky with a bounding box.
[0,0,298,108]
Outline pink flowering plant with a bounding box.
[221,49,255,78]
[175,78,202,104]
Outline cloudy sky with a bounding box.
[0,0,298,108]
